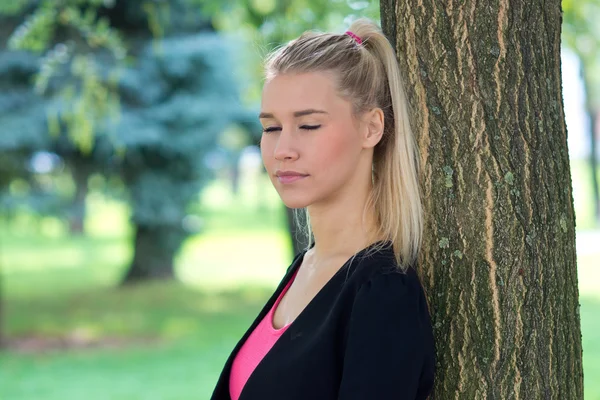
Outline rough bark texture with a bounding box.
[380,0,584,398]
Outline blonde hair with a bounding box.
[264,18,423,270]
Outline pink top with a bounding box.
[229,269,299,400]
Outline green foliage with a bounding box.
[0,0,35,16]
[562,0,600,46]
[0,1,262,283]
[187,0,380,103]
[51,55,121,153]
[0,0,380,152]
[562,0,600,108]
[6,1,126,57]
[2,0,126,152]
[7,3,56,53]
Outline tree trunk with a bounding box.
[381,0,584,398]
[121,224,179,284]
[69,163,90,235]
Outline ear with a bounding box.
[361,107,384,149]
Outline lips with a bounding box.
[278,175,307,184]
[275,170,309,184]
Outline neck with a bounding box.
[306,185,380,262]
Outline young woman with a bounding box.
[210,18,435,400]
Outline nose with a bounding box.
[273,129,299,161]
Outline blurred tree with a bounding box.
[0,45,75,234]
[113,30,257,282]
[563,0,600,224]
[0,0,125,236]
[0,1,258,283]
[382,0,583,397]
[0,0,125,151]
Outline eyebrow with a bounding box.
[258,109,329,119]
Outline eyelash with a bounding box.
[262,125,321,133]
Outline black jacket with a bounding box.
[210,242,435,400]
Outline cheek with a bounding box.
[260,136,273,166]
[313,129,359,170]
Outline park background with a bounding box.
[0,0,599,399]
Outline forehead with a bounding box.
[261,72,347,115]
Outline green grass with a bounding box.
[1,167,599,399]
[0,177,294,399]
[582,296,600,400]
[2,344,227,400]
[1,281,271,399]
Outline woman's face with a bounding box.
[259,71,368,209]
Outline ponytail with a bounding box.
[349,19,423,268]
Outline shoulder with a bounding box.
[289,242,428,308]
[337,247,436,399]
[340,244,432,326]
[342,246,434,349]
[343,244,424,297]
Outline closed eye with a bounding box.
[262,125,321,133]
[262,126,281,133]
[301,125,321,130]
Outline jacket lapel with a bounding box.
[210,251,306,400]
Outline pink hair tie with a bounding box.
[345,31,363,45]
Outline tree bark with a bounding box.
[381,0,584,398]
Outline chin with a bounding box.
[271,178,314,209]
[280,197,312,209]
[275,190,314,209]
